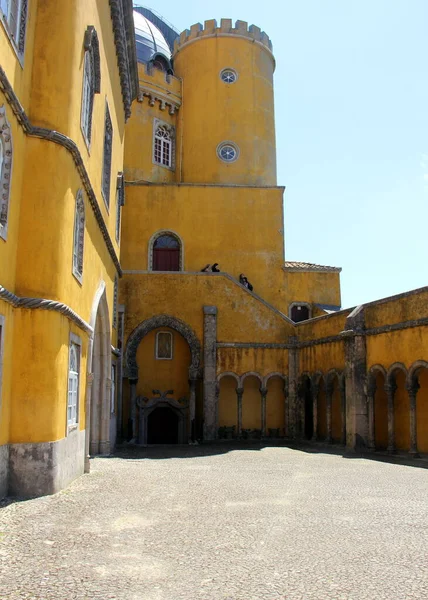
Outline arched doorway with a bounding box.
[152,233,181,271]
[85,284,112,466]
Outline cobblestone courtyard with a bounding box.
[1,444,428,600]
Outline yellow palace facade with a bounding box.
[0,1,427,498]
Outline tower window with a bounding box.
[220,68,237,84]
[81,27,101,148]
[67,339,81,427]
[0,0,28,58]
[0,105,12,240]
[101,103,113,207]
[153,119,175,169]
[72,190,85,282]
[217,141,239,163]
[156,331,173,360]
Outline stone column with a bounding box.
[385,382,397,453]
[260,387,267,437]
[129,378,138,443]
[341,305,368,450]
[366,379,376,451]
[188,375,197,443]
[287,336,299,438]
[325,381,333,444]
[203,306,218,441]
[407,381,419,457]
[312,382,319,441]
[84,372,94,473]
[236,387,244,438]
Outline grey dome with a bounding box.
[133,10,171,64]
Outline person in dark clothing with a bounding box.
[211,263,220,272]
[239,273,253,291]
[201,264,211,272]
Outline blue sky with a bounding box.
[139,1,428,308]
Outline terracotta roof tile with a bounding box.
[283,261,341,273]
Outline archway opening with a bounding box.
[374,371,388,450]
[391,369,409,451]
[266,376,285,436]
[148,407,179,444]
[242,375,261,436]
[331,376,342,443]
[153,234,180,271]
[316,378,327,440]
[218,376,238,438]
[415,367,428,453]
[303,377,313,439]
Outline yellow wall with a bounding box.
[218,377,237,428]
[416,370,428,453]
[174,35,276,185]
[218,348,288,378]
[0,303,14,446]
[135,327,190,400]
[374,372,388,449]
[283,271,342,311]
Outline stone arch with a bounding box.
[262,372,287,388]
[239,371,263,387]
[83,26,101,93]
[407,360,428,388]
[386,362,407,386]
[263,372,287,437]
[125,314,201,380]
[148,229,184,271]
[407,360,428,454]
[368,364,387,388]
[217,371,240,385]
[386,362,409,451]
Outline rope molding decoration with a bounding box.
[0,285,93,335]
[0,66,122,276]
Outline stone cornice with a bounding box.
[0,285,93,335]
[109,0,138,121]
[137,88,181,115]
[0,66,122,276]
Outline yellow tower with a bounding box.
[173,19,277,186]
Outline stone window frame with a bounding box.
[72,189,85,284]
[220,67,238,84]
[216,141,240,163]
[101,101,113,210]
[0,105,12,241]
[112,276,118,329]
[81,26,101,150]
[148,229,184,272]
[115,172,124,243]
[289,301,312,322]
[155,331,173,360]
[0,0,28,64]
[0,314,5,413]
[152,118,175,171]
[67,333,82,431]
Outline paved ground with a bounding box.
[1,444,428,600]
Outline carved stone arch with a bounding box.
[312,371,324,389]
[386,362,407,386]
[407,360,428,388]
[148,229,184,272]
[368,364,387,392]
[240,371,263,387]
[326,368,341,386]
[125,314,201,380]
[217,371,240,386]
[0,105,13,240]
[84,26,101,93]
[263,372,287,389]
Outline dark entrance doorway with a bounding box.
[303,378,313,439]
[147,407,179,444]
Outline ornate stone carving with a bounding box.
[0,105,12,238]
[125,315,202,380]
[83,26,101,93]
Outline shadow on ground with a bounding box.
[110,440,428,469]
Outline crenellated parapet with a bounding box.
[173,18,273,57]
[137,63,182,115]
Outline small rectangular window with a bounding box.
[156,331,173,360]
[101,103,113,208]
[67,340,80,426]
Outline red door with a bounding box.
[153,235,180,271]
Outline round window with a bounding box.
[220,68,237,84]
[217,142,239,163]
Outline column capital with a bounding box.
[384,382,397,395]
[260,387,268,398]
[236,387,244,397]
[406,380,420,395]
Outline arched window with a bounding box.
[67,339,80,426]
[81,26,101,146]
[0,105,12,240]
[153,119,175,169]
[72,190,85,282]
[152,234,180,271]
